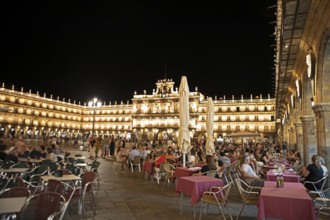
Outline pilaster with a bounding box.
[313,103,330,185]
[294,122,304,162]
[300,115,317,165]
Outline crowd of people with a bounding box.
[1,135,328,192]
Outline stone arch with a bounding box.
[315,29,330,103]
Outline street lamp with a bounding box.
[88,97,102,137]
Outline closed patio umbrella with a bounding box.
[178,76,191,167]
[205,97,215,155]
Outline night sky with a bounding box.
[2,0,276,105]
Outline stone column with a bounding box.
[294,122,304,162]
[300,115,317,165]
[288,126,295,151]
[313,103,330,186]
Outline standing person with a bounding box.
[89,136,96,159]
[102,136,110,158]
[109,136,116,158]
[95,138,103,159]
[282,141,287,157]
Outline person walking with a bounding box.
[109,136,116,158]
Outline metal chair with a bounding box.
[130,156,141,173]
[199,181,233,220]
[20,192,66,220]
[22,165,48,185]
[112,156,121,169]
[64,171,98,217]
[201,170,218,178]
[0,186,30,198]
[90,160,101,188]
[154,162,167,184]
[314,197,330,219]
[304,174,328,199]
[235,178,259,220]
[162,163,176,190]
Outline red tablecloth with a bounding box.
[266,170,299,182]
[176,176,224,205]
[263,181,306,190]
[257,188,316,220]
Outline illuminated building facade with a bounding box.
[273,0,330,173]
[0,79,276,144]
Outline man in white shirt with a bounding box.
[240,154,264,187]
[129,146,141,166]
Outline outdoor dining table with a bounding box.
[176,175,224,218]
[0,167,29,173]
[174,167,200,178]
[263,181,306,190]
[257,187,316,220]
[41,174,81,182]
[18,158,43,164]
[143,161,155,180]
[0,197,27,215]
[266,170,300,182]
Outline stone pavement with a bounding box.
[61,145,327,220]
[8,140,327,220]
[62,146,259,220]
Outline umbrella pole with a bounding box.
[183,152,186,167]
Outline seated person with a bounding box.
[21,145,32,158]
[4,146,19,163]
[46,147,57,162]
[155,152,167,168]
[153,152,167,180]
[0,144,7,160]
[200,155,217,177]
[39,146,47,158]
[216,158,226,178]
[29,146,42,159]
[128,146,141,166]
[145,150,156,161]
[240,154,264,187]
[218,151,231,167]
[165,150,176,163]
[319,156,328,176]
[301,155,324,190]
[177,153,188,167]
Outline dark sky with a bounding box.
[2,0,276,105]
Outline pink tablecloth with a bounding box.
[257,188,316,220]
[263,181,306,190]
[230,158,236,164]
[266,171,299,182]
[174,167,198,178]
[176,176,224,205]
[143,161,155,176]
